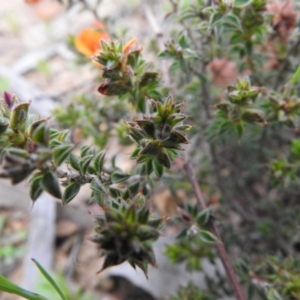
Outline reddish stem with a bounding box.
[183,158,246,300]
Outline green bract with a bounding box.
[126,96,192,174]
[94,40,160,111]
[93,202,164,276]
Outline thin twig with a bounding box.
[143,3,171,86]
[144,4,246,299]
[184,157,246,300]
[78,0,101,21]
[273,37,300,90]
[199,61,212,119]
[169,0,211,119]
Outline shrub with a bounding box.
[1,0,300,299]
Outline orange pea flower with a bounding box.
[25,0,41,3]
[74,21,110,57]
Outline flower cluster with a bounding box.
[214,78,266,126]
[0,92,79,201]
[94,39,160,111]
[266,87,300,127]
[126,96,192,175]
[92,203,164,276]
[0,91,32,148]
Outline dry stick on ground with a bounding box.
[144,4,246,300]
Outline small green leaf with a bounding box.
[80,155,94,175]
[93,150,106,174]
[167,130,189,145]
[137,205,150,224]
[145,159,153,175]
[52,144,73,167]
[233,0,252,7]
[156,152,171,169]
[42,171,62,199]
[0,116,9,135]
[90,177,106,193]
[111,154,118,169]
[49,138,62,149]
[109,187,122,198]
[131,147,140,159]
[147,217,165,230]
[28,119,46,138]
[69,153,80,171]
[131,260,149,278]
[210,12,223,26]
[126,205,137,224]
[100,254,124,272]
[31,122,49,146]
[153,160,164,178]
[234,122,244,138]
[63,182,80,205]
[128,181,140,197]
[182,48,199,60]
[140,142,160,156]
[137,155,150,164]
[122,189,130,200]
[223,14,241,30]
[9,102,29,130]
[196,209,211,227]
[111,171,131,183]
[241,109,266,125]
[135,120,156,138]
[267,289,282,300]
[7,148,29,159]
[202,6,215,15]
[30,174,44,202]
[32,259,67,300]
[199,230,219,244]
[139,72,160,88]
[80,145,93,157]
[137,225,159,241]
[9,166,33,185]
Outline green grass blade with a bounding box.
[0,274,49,300]
[32,259,68,300]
